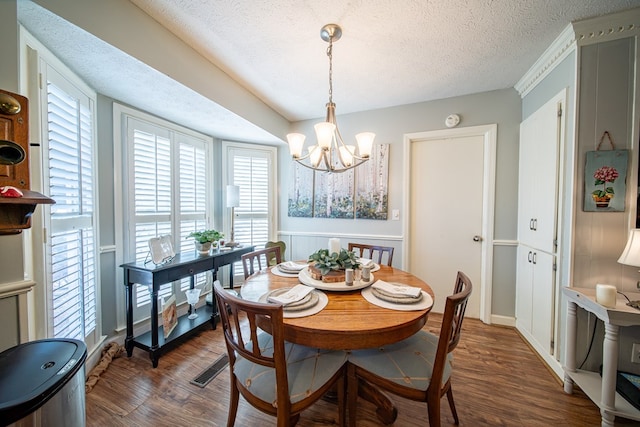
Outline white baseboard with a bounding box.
[490,314,516,327]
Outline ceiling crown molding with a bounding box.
[572,7,640,47]
[514,24,576,98]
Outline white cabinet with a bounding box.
[517,94,562,253]
[516,246,555,355]
[516,89,565,367]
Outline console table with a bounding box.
[121,246,254,367]
[563,287,640,427]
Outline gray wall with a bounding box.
[281,88,522,317]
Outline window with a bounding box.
[29,51,101,350]
[116,107,213,321]
[223,142,277,277]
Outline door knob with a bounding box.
[473,235,483,242]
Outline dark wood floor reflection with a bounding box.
[86,313,608,426]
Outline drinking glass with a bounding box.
[185,288,202,320]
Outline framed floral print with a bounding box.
[583,149,628,212]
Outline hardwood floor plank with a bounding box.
[86,315,609,426]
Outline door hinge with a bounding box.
[553,262,557,271]
[557,104,562,117]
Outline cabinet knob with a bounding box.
[473,235,483,242]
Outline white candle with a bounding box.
[596,284,617,308]
[345,268,353,286]
[329,238,341,255]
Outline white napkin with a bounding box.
[358,258,374,267]
[280,261,308,271]
[372,280,421,298]
[268,284,314,305]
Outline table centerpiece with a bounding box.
[307,248,360,283]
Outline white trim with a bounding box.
[493,239,518,247]
[572,7,640,47]
[490,315,516,328]
[515,24,576,98]
[403,124,497,325]
[278,230,402,241]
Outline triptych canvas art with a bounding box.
[288,144,390,220]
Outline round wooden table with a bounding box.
[240,265,435,350]
[241,264,435,424]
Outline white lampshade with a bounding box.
[286,133,305,158]
[618,229,640,267]
[355,132,375,158]
[314,122,336,149]
[226,185,240,208]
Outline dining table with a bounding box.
[240,262,435,423]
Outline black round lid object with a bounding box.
[0,338,87,425]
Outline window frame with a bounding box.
[114,103,214,328]
[221,141,277,282]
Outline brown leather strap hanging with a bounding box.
[596,131,615,150]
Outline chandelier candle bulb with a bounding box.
[329,238,340,255]
[595,284,617,308]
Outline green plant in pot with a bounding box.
[187,229,224,255]
[308,248,360,275]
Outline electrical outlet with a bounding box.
[632,343,640,363]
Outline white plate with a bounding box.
[298,267,374,291]
[361,286,433,311]
[259,289,328,318]
[270,266,299,277]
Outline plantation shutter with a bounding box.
[45,69,98,348]
[229,149,272,249]
[126,118,209,312]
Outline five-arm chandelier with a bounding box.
[286,24,375,174]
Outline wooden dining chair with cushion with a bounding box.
[346,271,472,427]
[265,240,286,265]
[241,246,282,279]
[347,243,394,267]
[213,281,348,427]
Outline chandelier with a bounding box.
[286,24,375,173]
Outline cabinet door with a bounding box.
[517,91,564,252]
[530,251,555,356]
[515,245,533,333]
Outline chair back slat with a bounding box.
[214,280,286,370]
[430,271,472,395]
[347,243,394,266]
[242,246,282,279]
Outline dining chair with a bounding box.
[347,243,394,267]
[241,246,282,279]
[213,281,348,427]
[346,271,472,427]
[265,240,286,265]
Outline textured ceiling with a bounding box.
[16,0,640,143]
[128,0,640,121]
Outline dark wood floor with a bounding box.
[86,314,614,426]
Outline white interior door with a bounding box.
[405,125,496,321]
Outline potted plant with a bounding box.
[308,248,360,276]
[187,229,224,255]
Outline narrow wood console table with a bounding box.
[121,246,254,367]
[563,287,640,427]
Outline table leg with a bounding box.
[124,276,134,357]
[149,284,160,367]
[601,322,619,427]
[358,379,397,424]
[563,301,577,394]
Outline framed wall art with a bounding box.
[583,132,628,212]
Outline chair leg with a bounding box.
[446,387,459,424]
[347,363,359,427]
[227,379,240,427]
[427,397,441,427]
[337,371,346,427]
